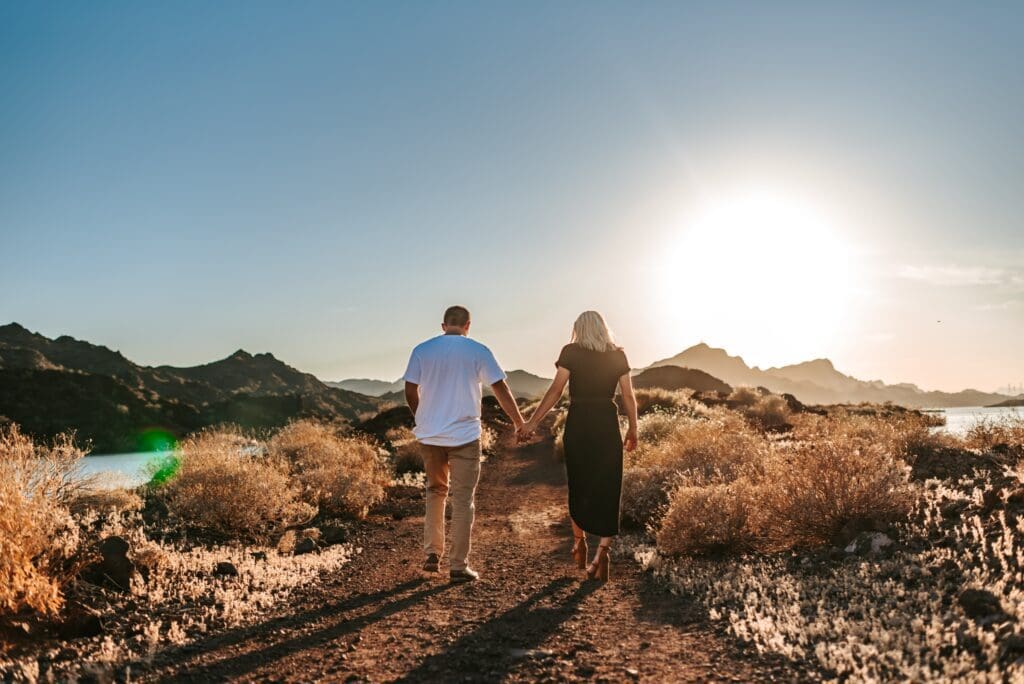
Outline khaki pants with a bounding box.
[420,440,482,571]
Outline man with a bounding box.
[403,305,525,582]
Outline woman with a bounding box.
[521,311,638,581]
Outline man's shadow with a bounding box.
[158,577,450,679]
[398,577,599,682]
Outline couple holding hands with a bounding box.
[403,306,638,583]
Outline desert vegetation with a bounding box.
[0,418,402,681]
[597,387,1024,680]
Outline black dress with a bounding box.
[556,343,631,537]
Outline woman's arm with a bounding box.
[522,367,570,436]
[618,372,639,452]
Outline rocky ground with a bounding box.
[134,429,798,683]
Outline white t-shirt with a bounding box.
[402,334,506,447]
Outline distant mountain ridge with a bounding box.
[330,369,553,400]
[648,342,1017,408]
[0,323,380,453]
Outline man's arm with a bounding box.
[490,379,524,429]
[404,381,419,415]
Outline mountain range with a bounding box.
[0,323,380,453]
[334,342,1019,408]
[328,369,553,401]
[647,343,1018,408]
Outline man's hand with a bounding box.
[491,379,525,434]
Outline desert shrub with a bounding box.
[757,439,912,547]
[551,409,568,461]
[268,420,390,518]
[480,425,497,452]
[743,394,791,431]
[657,478,759,555]
[0,426,88,618]
[633,388,691,416]
[161,427,314,542]
[634,409,763,481]
[392,441,424,474]
[727,386,761,407]
[964,416,1024,455]
[69,487,144,517]
[635,411,683,448]
[792,410,948,462]
[621,465,679,530]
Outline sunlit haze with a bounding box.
[2,3,1022,392]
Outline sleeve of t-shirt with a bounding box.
[555,345,574,372]
[402,349,421,384]
[479,347,506,385]
[616,349,631,377]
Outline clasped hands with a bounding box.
[514,416,539,444]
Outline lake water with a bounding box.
[929,405,1023,436]
[77,406,1023,487]
[78,450,172,488]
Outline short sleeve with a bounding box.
[478,347,506,386]
[615,349,631,377]
[402,349,421,384]
[555,344,575,372]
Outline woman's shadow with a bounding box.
[398,576,599,682]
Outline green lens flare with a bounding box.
[136,427,177,453]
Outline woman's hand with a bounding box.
[623,426,638,452]
[517,417,538,442]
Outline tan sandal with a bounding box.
[586,543,611,582]
[571,535,588,570]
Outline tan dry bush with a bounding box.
[792,410,948,462]
[621,465,679,530]
[964,416,1024,454]
[743,394,791,431]
[0,425,88,618]
[657,477,759,555]
[162,426,314,542]
[728,386,761,407]
[268,420,390,518]
[634,409,764,481]
[633,388,691,416]
[757,439,912,547]
[635,411,682,449]
[69,487,144,517]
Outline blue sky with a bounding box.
[2,2,1022,392]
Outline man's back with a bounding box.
[403,334,505,447]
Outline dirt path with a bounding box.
[147,430,791,683]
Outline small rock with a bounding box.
[213,561,238,577]
[251,551,268,562]
[959,588,1006,622]
[294,537,317,555]
[58,612,103,640]
[625,668,640,679]
[1000,634,1024,662]
[321,525,348,546]
[82,535,137,591]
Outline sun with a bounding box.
[656,189,862,367]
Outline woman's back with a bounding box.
[556,343,630,401]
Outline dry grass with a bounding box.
[268,420,390,519]
[161,427,315,542]
[756,439,912,547]
[632,470,1024,681]
[0,426,89,618]
[623,408,915,554]
[727,385,761,407]
[964,415,1024,455]
[743,393,791,431]
[656,478,759,555]
[633,388,692,416]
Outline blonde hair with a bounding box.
[571,311,619,352]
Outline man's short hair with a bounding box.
[443,305,471,327]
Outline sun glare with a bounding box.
[658,190,862,367]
